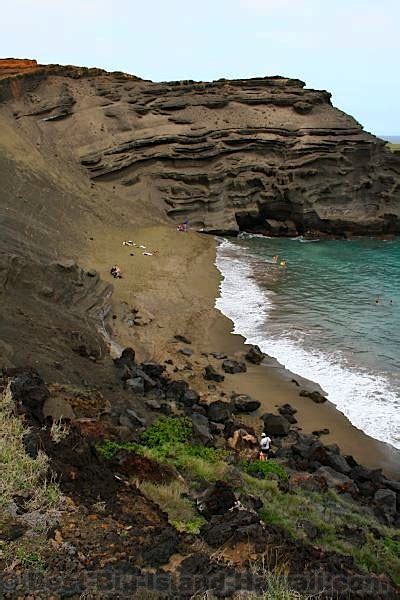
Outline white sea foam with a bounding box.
[215,239,400,449]
[215,239,271,335]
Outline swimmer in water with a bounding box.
[272,255,279,264]
[280,260,286,268]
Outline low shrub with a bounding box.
[242,459,288,481]
[175,444,227,463]
[96,440,139,460]
[141,416,192,448]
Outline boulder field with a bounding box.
[2,347,400,598]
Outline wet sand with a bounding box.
[81,224,400,479]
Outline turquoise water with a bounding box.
[216,236,400,448]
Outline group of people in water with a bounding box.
[375,296,393,305]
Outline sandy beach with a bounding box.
[81,224,400,479]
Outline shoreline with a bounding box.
[205,293,400,479]
[82,225,400,479]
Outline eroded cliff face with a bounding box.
[0,58,400,240]
[81,74,400,235]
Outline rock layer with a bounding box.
[0,58,399,236]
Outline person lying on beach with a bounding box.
[122,240,135,247]
[110,265,122,278]
[177,220,189,232]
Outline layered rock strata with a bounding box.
[1,58,399,236]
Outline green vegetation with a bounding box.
[353,534,400,586]
[137,479,205,534]
[240,471,400,583]
[141,415,192,447]
[98,416,228,481]
[167,445,229,482]
[384,536,400,557]
[1,535,47,572]
[96,440,139,460]
[97,415,400,585]
[242,459,289,481]
[194,575,322,599]
[0,385,61,511]
[15,548,46,571]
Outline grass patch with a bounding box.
[1,534,47,572]
[255,481,400,585]
[96,440,139,460]
[141,444,229,482]
[194,572,322,598]
[98,416,229,483]
[242,459,288,481]
[384,536,400,557]
[137,480,205,534]
[353,534,400,586]
[241,474,327,540]
[0,385,60,511]
[139,417,228,479]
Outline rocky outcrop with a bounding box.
[0,58,399,236]
[0,58,39,77]
[74,75,400,236]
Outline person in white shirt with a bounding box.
[259,432,272,461]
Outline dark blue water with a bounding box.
[216,236,400,447]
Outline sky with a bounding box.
[2,0,399,135]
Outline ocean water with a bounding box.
[215,235,400,449]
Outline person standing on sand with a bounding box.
[259,432,272,461]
